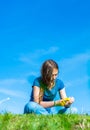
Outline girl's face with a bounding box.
[51,68,58,81]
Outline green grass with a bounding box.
[0,113,90,130]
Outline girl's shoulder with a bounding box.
[55,78,64,89]
[55,78,64,84]
[34,76,42,82]
[33,76,42,87]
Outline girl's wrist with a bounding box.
[54,101,56,106]
[54,101,58,106]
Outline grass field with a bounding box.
[0,113,90,130]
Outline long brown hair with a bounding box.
[41,59,59,87]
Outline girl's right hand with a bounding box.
[55,97,73,106]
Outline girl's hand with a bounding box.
[64,97,75,108]
[55,97,75,107]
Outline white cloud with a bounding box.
[0,78,30,98]
[18,46,59,64]
[65,75,89,88]
[25,71,38,77]
[59,51,90,76]
[0,88,25,98]
[0,97,10,104]
[0,79,27,86]
[58,51,90,90]
[61,51,90,69]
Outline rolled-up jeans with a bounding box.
[24,101,74,115]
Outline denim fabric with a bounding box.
[24,101,74,115]
[24,102,49,115]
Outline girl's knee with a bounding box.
[24,102,36,114]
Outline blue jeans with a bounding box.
[24,101,73,115]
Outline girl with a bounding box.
[24,59,74,114]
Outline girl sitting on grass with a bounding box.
[24,59,75,115]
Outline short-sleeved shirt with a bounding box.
[30,77,64,101]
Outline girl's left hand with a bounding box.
[64,97,75,108]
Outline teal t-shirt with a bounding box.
[30,77,64,101]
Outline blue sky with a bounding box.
[0,0,90,114]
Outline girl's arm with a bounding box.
[33,86,55,108]
[59,88,75,107]
[59,88,67,99]
[33,86,74,108]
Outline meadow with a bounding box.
[0,113,90,130]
